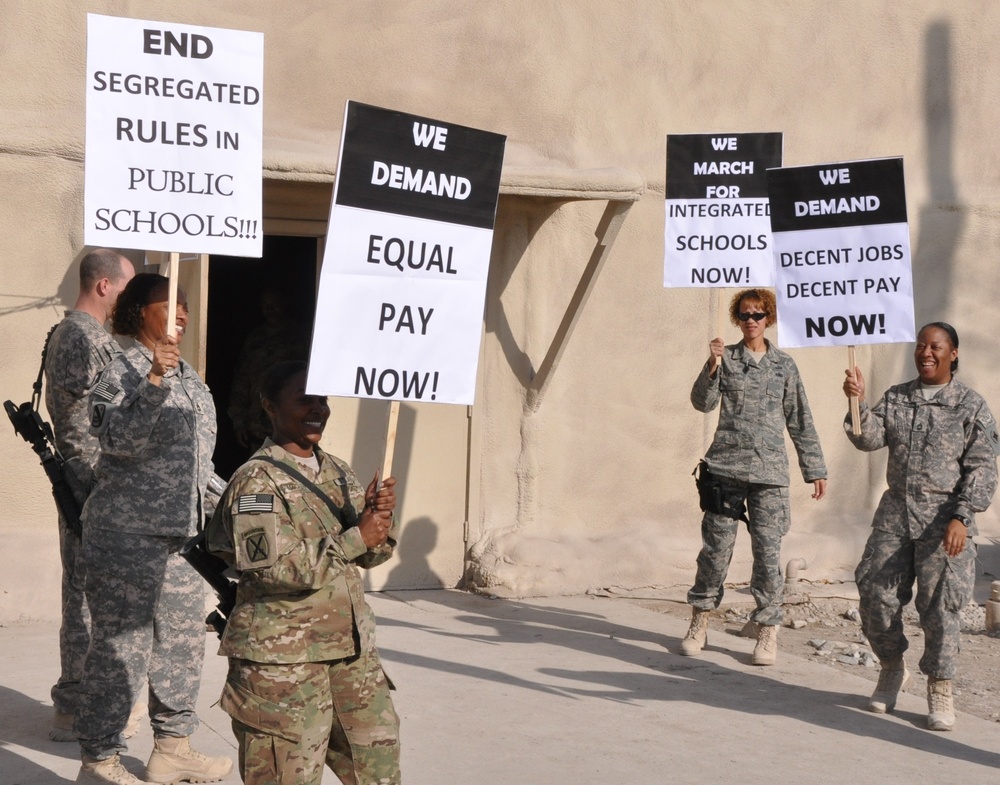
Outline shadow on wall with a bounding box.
[910,21,962,353]
[352,403,447,589]
[483,196,563,387]
[387,516,445,589]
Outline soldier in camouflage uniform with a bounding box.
[207,360,400,785]
[844,322,999,731]
[683,289,827,666]
[43,248,134,741]
[75,274,232,785]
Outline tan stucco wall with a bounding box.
[3,2,1000,619]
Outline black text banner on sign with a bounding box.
[767,157,915,349]
[664,133,782,288]
[307,101,506,408]
[84,14,264,258]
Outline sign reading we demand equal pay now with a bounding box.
[767,157,915,349]
[664,133,782,288]
[84,14,263,257]
[306,102,506,405]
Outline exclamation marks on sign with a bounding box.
[878,313,885,334]
[238,219,258,239]
[430,371,439,401]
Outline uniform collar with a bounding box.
[904,377,966,406]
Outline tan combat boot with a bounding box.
[76,754,151,784]
[927,677,955,731]
[145,736,233,784]
[868,658,910,713]
[679,608,711,656]
[751,623,778,666]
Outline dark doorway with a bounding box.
[207,235,318,479]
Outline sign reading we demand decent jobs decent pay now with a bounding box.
[767,157,915,349]
[307,102,506,405]
[664,133,782,288]
[84,14,263,257]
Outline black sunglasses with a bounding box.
[737,312,768,322]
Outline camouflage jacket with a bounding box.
[43,311,121,502]
[691,340,827,486]
[82,343,219,537]
[206,441,397,664]
[845,378,999,538]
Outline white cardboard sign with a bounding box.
[307,102,506,405]
[664,133,782,288]
[84,14,263,257]
[767,158,915,349]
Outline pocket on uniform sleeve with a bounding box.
[220,678,303,743]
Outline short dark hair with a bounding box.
[111,273,168,337]
[79,249,127,292]
[260,360,309,404]
[919,321,960,373]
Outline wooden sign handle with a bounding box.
[166,252,180,339]
[848,345,861,436]
[380,400,400,483]
[714,288,725,369]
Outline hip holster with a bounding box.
[693,461,749,522]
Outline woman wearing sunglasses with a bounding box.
[680,288,827,665]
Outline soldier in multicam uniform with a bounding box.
[843,322,999,731]
[75,274,232,785]
[44,248,134,742]
[207,360,400,785]
[681,288,827,665]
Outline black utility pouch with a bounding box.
[693,460,748,522]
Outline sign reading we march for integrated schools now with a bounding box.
[306,102,506,405]
[767,157,915,349]
[84,14,263,257]
[664,133,782,288]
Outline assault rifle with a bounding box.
[182,528,238,639]
[4,325,82,534]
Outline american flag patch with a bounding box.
[237,494,273,513]
[92,380,120,402]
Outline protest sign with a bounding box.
[664,133,782,288]
[767,157,915,349]
[84,14,263,257]
[307,101,506,406]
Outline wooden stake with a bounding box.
[166,252,180,339]
[848,345,861,436]
[380,400,400,482]
[714,288,726,369]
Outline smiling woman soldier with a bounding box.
[843,322,999,731]
[207,360,400,785]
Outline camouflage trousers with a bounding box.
[76,528,205,758]
[855,527,976,680]
[222,651,400,785]
[51,510,91,715]
[688,482,790,626]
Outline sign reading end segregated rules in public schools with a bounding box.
[664,132,782,288]
[767,157,915,349]
[307,101,506,405]
[84,14,264,257]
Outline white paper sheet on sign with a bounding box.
[84,14,263,257]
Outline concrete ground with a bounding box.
[1,589,997,785]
